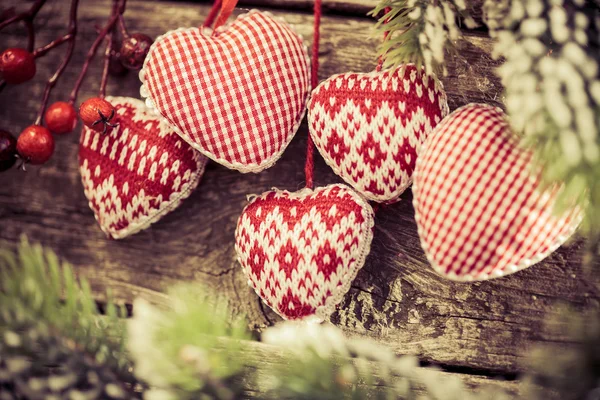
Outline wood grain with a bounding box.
[0,0,597,386]
[218,337,525,399]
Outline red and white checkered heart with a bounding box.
[140,10,310,173]
[235,184,375,321]
[413,104,581,281]
[308,65,449,203]
[79,96,208,239]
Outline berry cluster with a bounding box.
[0,0,153,170]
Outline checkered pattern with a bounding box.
[235,184,375,321]
[140,10,311,173]
[79,96,208,239]
[308,65,449,203]
[413,104,581,281]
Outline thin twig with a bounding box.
[99,0,119,99]
[34,0,80,125]
[33,33,74,58]
[117,14,128,38]
[68,13,120,104]
[0,0,46,30]
[0,0,47,52]
[99,33,113,99]
[25,20,35,52]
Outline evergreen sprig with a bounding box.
[1,240,599,400]
[262,323,510,400]
[370,0,477,75]
[522,307,600,400]
[0,237,139,399]
[127,285,251,400]
[485,0,600,253]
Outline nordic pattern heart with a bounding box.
[308,65,449,203]
[140,10,310,173]
[235,184,375,321]
[79,96,208,239]
[413,104,581,281]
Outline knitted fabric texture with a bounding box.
[140,10,311,173]
[235,184,375,321]
[79,96,208,239]
[413,104,581,281]
[308,65,449,203]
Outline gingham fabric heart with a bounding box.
[140,10,310,173]
[235,184,374,321]
[308,65,449,203]
[79,96,208,239]
[413,104,581,281]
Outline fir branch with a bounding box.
[370,0,477,75]
[485,0,600,257]
[522,307,600,400]
[0,237,140,399]
[262,323,509,400]
[127,284,251,400]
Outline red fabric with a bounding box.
[413,104,581,281]
[308,65,449,203]
[79,96,208,239]
[141,10,310,173]
[213,0,238,29]
[235,184,374,321]
[203,0,222,28]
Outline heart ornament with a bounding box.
[235,184,375,321]
[79,96,208,239]
[140,10,311,173]
[308,65,449,203]
[413,104,581,281]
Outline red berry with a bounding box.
[17,125,54,165]
[79,97,117,134]
[0,48,36,84]
[0,129,17,171]
[45,101,78,134]
[119,33,153,70]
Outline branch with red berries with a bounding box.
[0,0,154,171]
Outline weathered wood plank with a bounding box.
[0,0,597,380]
[222,338,525,399]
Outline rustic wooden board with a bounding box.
[0,0,597,387]
[222,338,525,398]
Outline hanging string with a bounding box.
[213,0,239,30]
[204,0,238,30]
[203,0,223,28]
[304,0,322,189]
[375,7,391,72]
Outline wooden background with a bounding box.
[1,0,598,396]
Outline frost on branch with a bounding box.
[486,0,600,234]
[371,0,477,75]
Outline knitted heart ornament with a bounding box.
[140,10,310,173]
[308,65,449,203]
[79,96,208,239]
[413,104,581,281]
[235,184,375,321]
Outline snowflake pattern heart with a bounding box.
[308,65,449,203]
[79,96,208,239]
[140,10,310,173]
[413,104,581,281]
[235,184,375,321]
